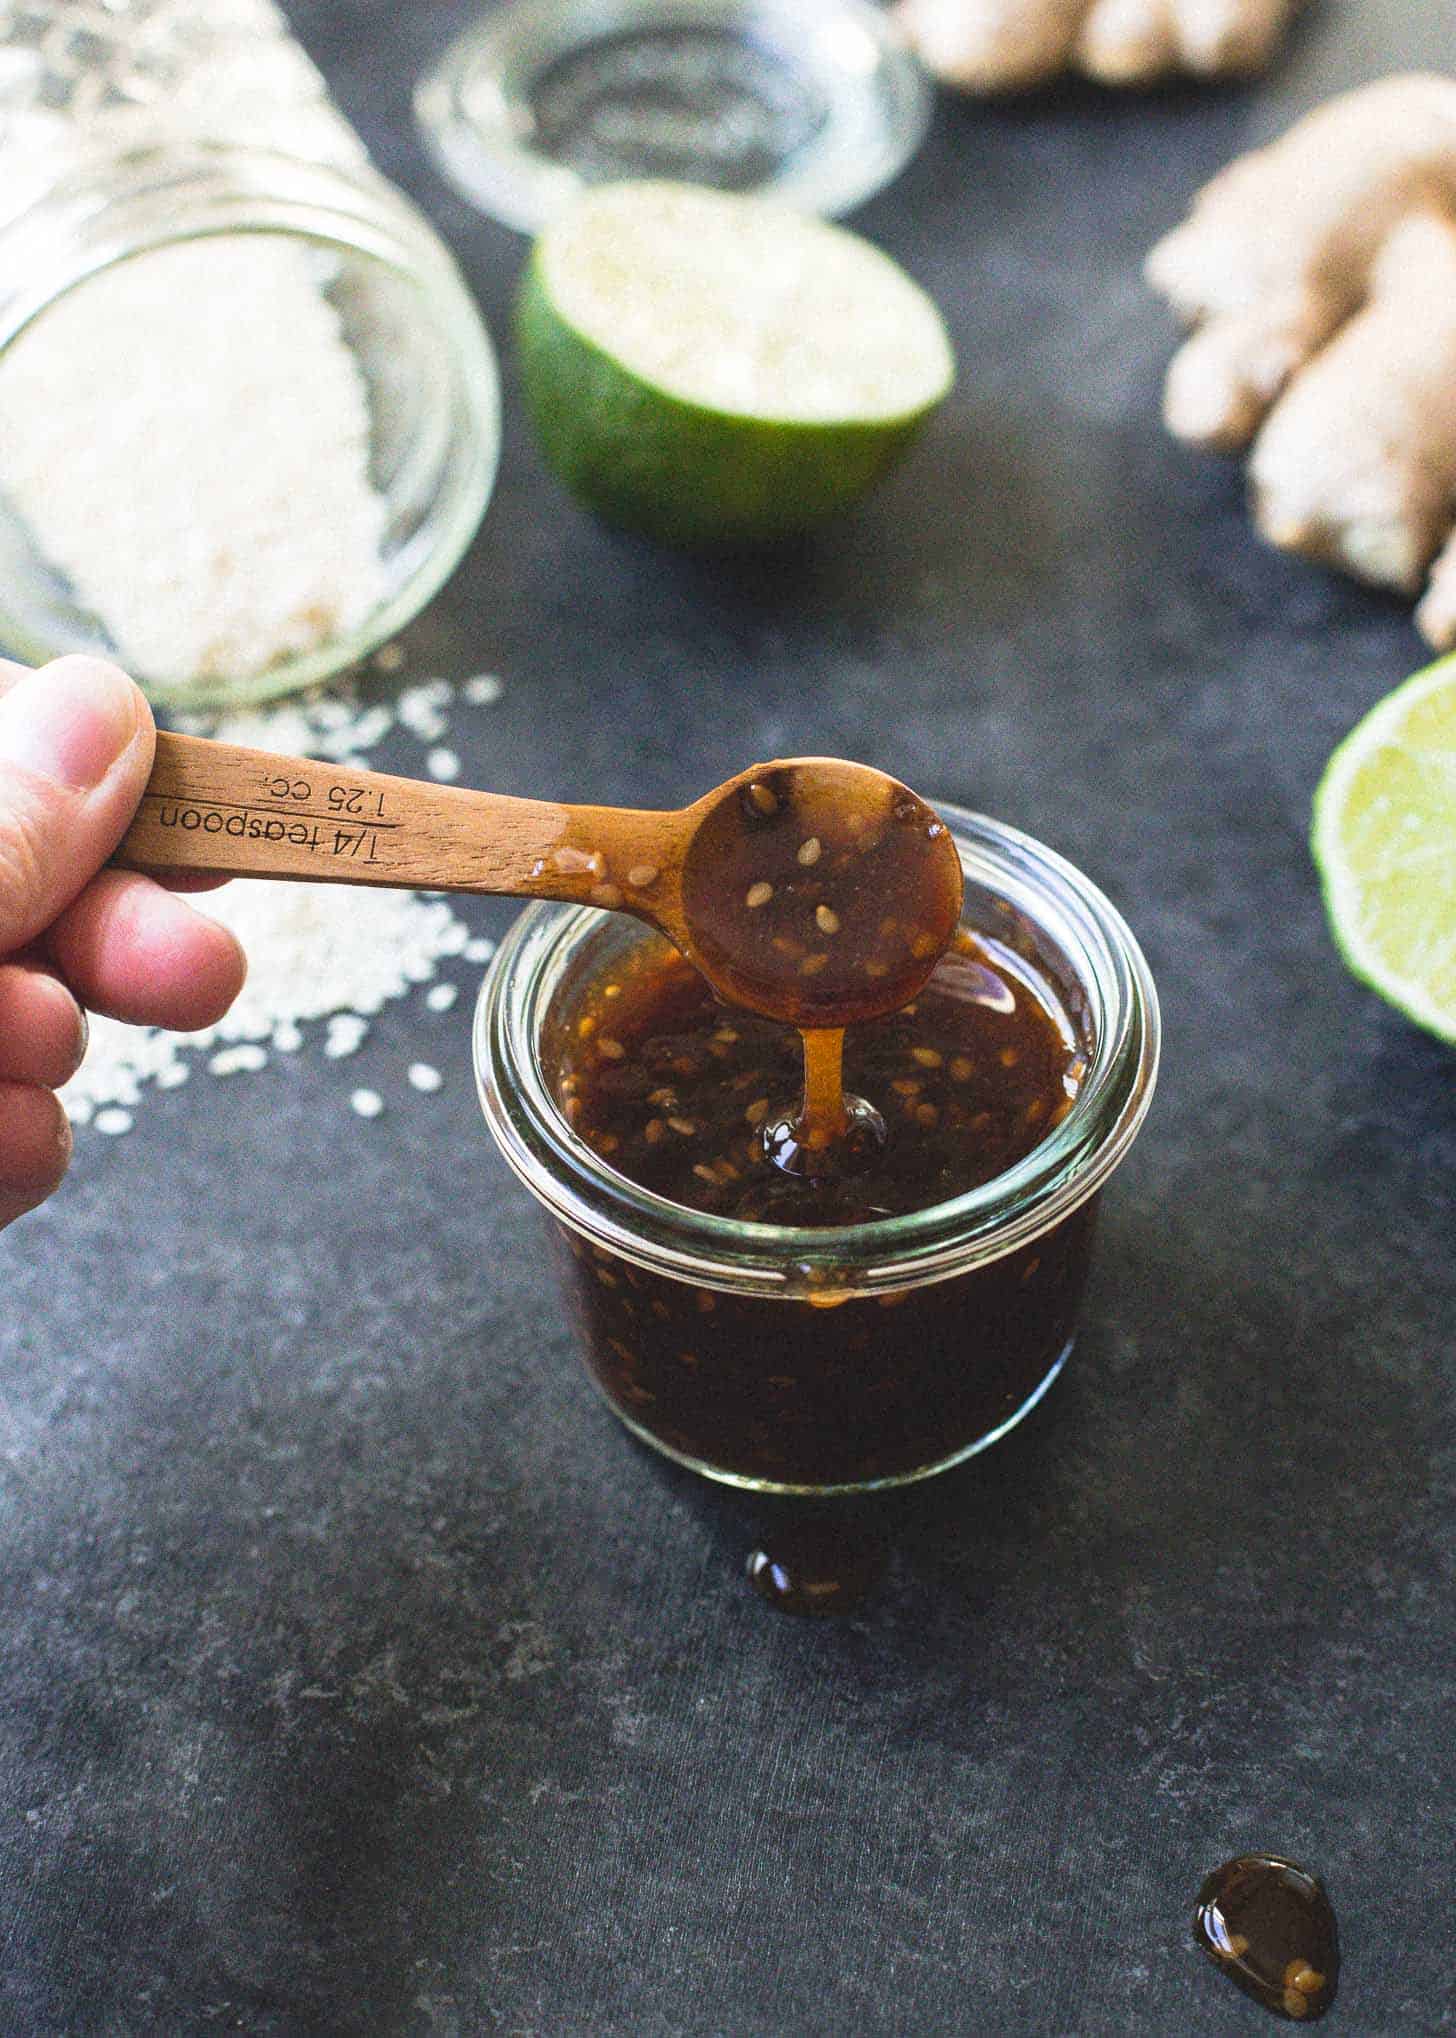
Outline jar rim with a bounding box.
[474,803,1160,1298]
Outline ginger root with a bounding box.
[895,0,1303,92]
[1146,75,1456,648]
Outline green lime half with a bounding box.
[516,180,955,547]
[1312,651,1456,1042]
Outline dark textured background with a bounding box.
[4,1,1454,2031]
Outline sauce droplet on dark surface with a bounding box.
[746,1512,886,1615]
[1194,1854,1338,2021]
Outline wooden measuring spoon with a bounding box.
[115,736,963,1029]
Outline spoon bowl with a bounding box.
[673,759,964,1026]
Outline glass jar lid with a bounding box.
[415,0,932,233]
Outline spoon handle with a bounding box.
[113,732,669,905]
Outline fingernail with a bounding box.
[0,659,140,792]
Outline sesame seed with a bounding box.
[799,953,828,976]
[713,1028,739,1044]
[910,931,938,959]
[627,864,659,888]
[999,1046,1021,1068]
[815,905,841,935]
[350,1088,383,1119]
[693,1163,719,1185]
[578,1015,596,1038]
[644,1118,667,1144]
[210,1045,268,1077]
[915,1102,939,1127]
[745,1098,770,1125]
[603,983,621,998]
[950,1055,974,1081]
[797,836,822,865]
[891,1078,923,1097]
[746,881,773,909]
[911,1046,943,1069]
[668,1116,698,1136]
[426,982,458,1012]
[1282,1990,1310,2020]
[590,882,624,909]
[94,1107,134,1136]
[747,783,778,815]
[408,1061,443,1093]
[864,960,889,978]
[598,1037,626,1060]
[1286,1964,1324,1995]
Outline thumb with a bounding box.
[0,657,155,957]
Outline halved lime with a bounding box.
[516,180,954,546]
[1312,652,1456,1042]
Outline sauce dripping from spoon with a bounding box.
[118,743,964,1158]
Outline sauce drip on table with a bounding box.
[1194,1855,1339,2021]
[746,1509,887,1615]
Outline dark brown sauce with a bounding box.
[679,762,963,1030]
[546,915,1094,1489]
[1194,1855,1339,2021]
[555,926,1079,1225]
[746,1509,887,1615]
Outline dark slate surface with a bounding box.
[4,2,1454,2032]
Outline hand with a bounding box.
[0,656,246,1230]
[1146,75,1456,647]
[894,0,1302,92]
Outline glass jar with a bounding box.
[416,0,931,233]
[0,2,499,709]
[476,806,1160,1495]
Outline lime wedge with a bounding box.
[516,180,954,546]
[1312,652,1456,1042]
